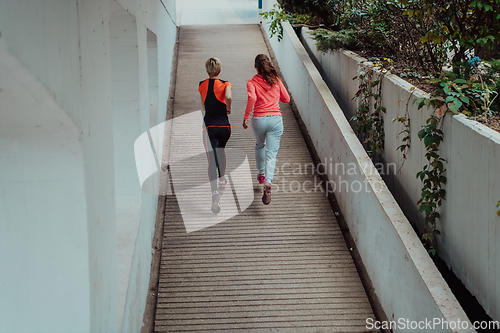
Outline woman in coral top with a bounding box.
[242,54,290,205]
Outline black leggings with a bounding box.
[203,126,231,193]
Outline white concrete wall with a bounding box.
[301,27,500,322]
[0,40,90,333]
[0,0,177,332]
[262,1,473,331]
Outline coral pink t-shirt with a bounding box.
[244,74,290,120]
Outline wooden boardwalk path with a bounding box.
[154,25,377,332]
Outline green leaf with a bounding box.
[448,102,459,113]
[436,161,444,171]
[459,96,470,104]
[427,152,439,159]
[429,248,438,256]
[414,98,424,106]
[424,135,435,146]
[418,129,426,140]
[422,232,432,241]
[454,79,466,84]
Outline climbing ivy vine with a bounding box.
[411,77,476,254]
[352,63,386,157]
[415,113,446,255]
[392,89,414,172]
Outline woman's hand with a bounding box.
[242,119,249,129]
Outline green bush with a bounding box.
[310,28,358,52]
[277,0,346,27]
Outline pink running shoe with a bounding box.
[257,175,266,184]
[262,183,271,205]
[218,176,227,191]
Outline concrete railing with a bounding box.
[301,26,500,323]
[261,1,474,331]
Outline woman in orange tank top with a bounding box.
[199,57,232,213]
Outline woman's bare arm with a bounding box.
[225,85,232,114]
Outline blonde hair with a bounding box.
[205,57,221,77]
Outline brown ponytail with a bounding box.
[255,54,278,86]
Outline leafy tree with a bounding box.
[278,0,347,27]
[401,0,500,63]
